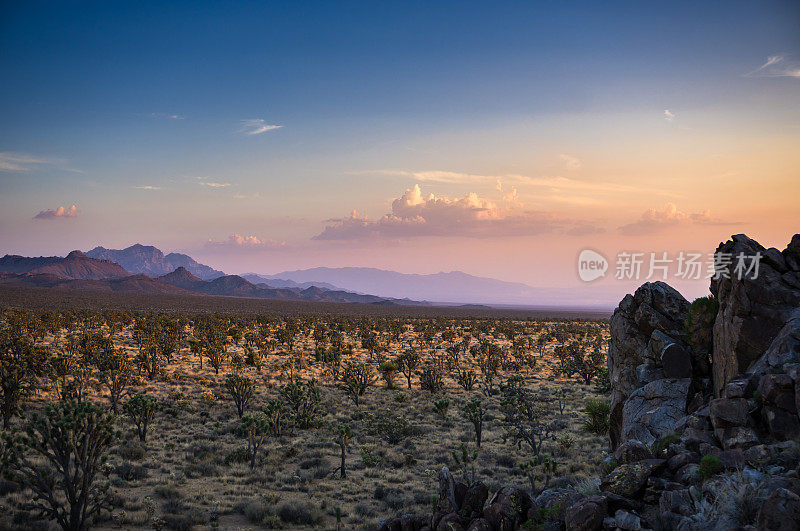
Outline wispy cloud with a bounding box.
[33,204,80,220]
[745,55,800,78]
[240,118,282,135]
[559,154,582,170]
[664,109,675,122]
[233,192,261,199]
[198,179,231,188]
[618,203,741,235]
[205,234,287,249]
[0,152,51,172]
[150,112,184,120]
[351,168,676,198]
[134,185,161,190]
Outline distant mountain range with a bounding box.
[241,273,340,291]
[0,251,422,305]
[86,244,224,280]
[264,267,549,305]
[0,244,596,307]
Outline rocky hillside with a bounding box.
[384,234,800,531]
[25,250,130,280]
[86,244,225,280]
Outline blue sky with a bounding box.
[1,1,798,301]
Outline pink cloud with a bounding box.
[619,203,740,235]
[33,204,80,220]
[314,184,603,240]
[206,233,287,249]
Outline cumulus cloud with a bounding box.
[314,184,602,240]
[664,109,675,122]
[619,203,740,235]
[33,204,80,220]
[745,55,800,78]
[240,119,282,135]
[206,234,287,249]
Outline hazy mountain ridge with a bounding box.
[266,266,549,305]
[86,244,225,280]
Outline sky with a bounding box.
[1,1,799,306]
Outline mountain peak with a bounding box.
[66,250,87,259]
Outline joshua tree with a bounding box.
[123,394,159,443]
[340,362,375,407]
[224,373,255,418]
[94,347,132,413]
[12,400,115,531]
[378,361,398,388]
[396,349,420,389]
[0,329,47,428]
[332,422,353,479]
[462,398,485,448]
[240,412,270,470]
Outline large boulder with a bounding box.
[756,488,800,531]
[621,378,692,447]
[483,487,533,531]
[600,460,666,498]
[565,495,607,531]
[711,234,800,396]
[609,282,690,448]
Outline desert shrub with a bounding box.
[433,397,450,419]
[581,398,610,435]
[224,447,251,465]
[651,433,681,457]
[697,455,723,480]
[394,391,408,403]
[593,368,611,394]
[360,444,382,468]
[419,364,444,393]
[366,415,421,445]
[114,462,149,481]
[154,484,183,500]
[276,501,324,525]
[161,513,193,531]
[117,440,147,461]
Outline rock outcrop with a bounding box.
[382,233,800,531]
[711,234,800,395]
[608,281,691,448]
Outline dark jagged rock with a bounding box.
[711,234,800,396]
[600,460,666,498]
[609,282,690,448]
